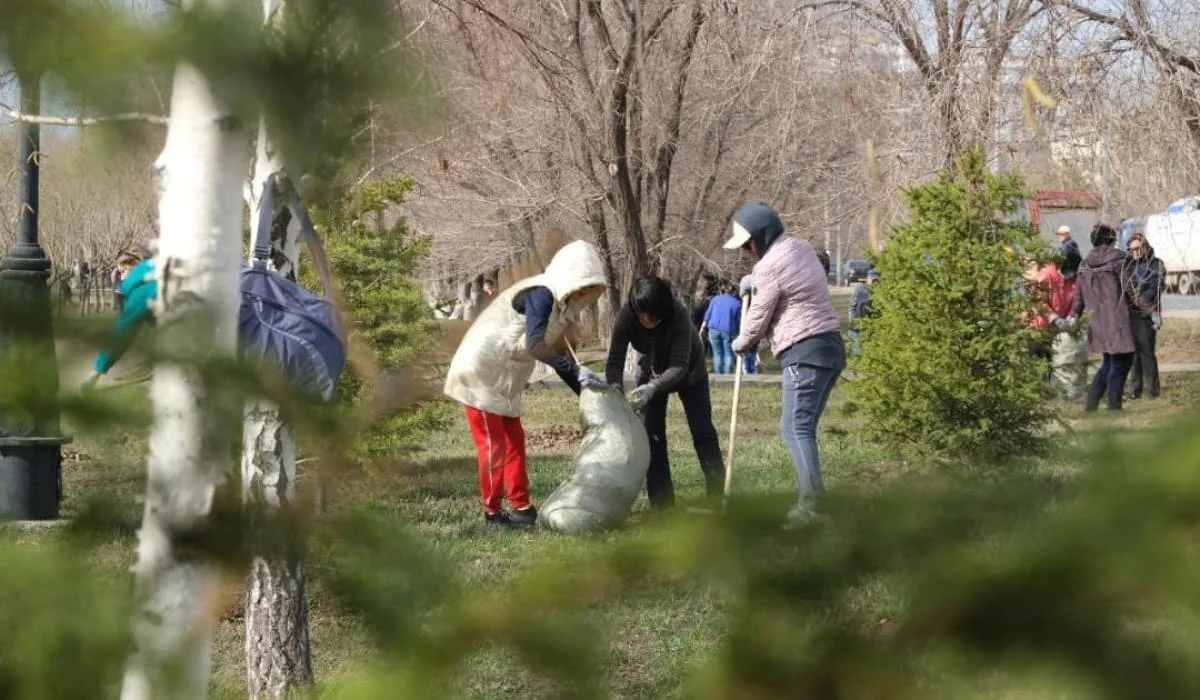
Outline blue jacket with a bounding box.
[94,257,156,374]
[849,283,873,327]
[703,293,741,334]
[514,286,582,394]
[1122,255,1165,318]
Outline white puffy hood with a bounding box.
[443,239,609,417]
[542,240,607,304]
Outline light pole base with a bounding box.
[0,437,71,521]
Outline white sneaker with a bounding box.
[783,502,825,530]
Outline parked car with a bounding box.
[842,259,871,285]
[1117,216,1148,252]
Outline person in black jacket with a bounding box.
[605,276,725,509]
[1121,232,1166,399]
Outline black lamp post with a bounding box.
[0,73,70,520]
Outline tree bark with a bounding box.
[242,401,312,699]
[646,0,706,248]
[241,1,314,696]
[120,43,249,700]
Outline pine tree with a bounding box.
[851,150,1052,460]
[305,175,448,460]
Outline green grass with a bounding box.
[45,371,1200,698]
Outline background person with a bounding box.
[82,242,157,388]
[605,275,725,509]
[700,280,741,374]
[1121,232,1165,400]
[725,202,845,527]
[1032,252,1086,398]
[1055,225,1081,277]
[847,269,878,356]
[1068,223,1135,412]
[110,249,142,313]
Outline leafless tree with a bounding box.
[398,1,872,313]
[804,0,1045,170]
[1051,0,1200,149]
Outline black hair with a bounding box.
[628,275,676,322]
[1091,223,1117,248]
[816,249,831,275]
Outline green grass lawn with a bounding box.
[38,369,1200,698]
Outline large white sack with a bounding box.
[1051,330,1089,400]
[541,384,651,534]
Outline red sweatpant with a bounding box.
[464,406,529,515]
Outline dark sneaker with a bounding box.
[510,505,538,528]
[485,511,515,529]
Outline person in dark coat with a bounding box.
[691,285,712,360]
[1056,225,1081,280]
[1068,223,1135,411]
[605,275,725,509]
[1121,232,1165,400]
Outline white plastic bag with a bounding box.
[541,385,651,533]
[1051,330,1089,400]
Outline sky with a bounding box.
[0,0,165,139]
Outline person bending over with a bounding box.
[605,275,725,510]
[444,241,609,529]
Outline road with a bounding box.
[1161,294,1200,318]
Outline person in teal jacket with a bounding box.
[83,252,156,387]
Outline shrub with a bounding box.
[303,175,450,460]
[851,150,1052,460]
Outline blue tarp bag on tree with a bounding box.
[239,173,346,401]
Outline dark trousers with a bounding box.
[1086,352,1134,411]
[1129,316,1159,398]
[640,373,725,508]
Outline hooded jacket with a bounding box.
[1120,244,1165,318]
[443,240,607,417]
[95,257,157,374]
[1071,245,1135,355]
[726,203,839,357]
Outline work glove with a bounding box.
[1152,313,1163,331]
[576,365,606,390]
[80,370,102,391]
[629,384,656,411]
[1052,317,1068,330]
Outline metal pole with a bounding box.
[0,73,70,521]
[835,230,844,287]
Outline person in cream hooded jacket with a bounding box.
[444,240,609,528]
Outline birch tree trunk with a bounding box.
[240,0,314,696]
[119,42,250,700]
[241,114,313,697]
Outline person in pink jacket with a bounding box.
[724,201,846,527]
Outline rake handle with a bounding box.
[724,298,750,501]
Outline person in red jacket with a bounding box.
[1026,254,1078,359]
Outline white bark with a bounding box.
[240,110,313,697]
[240,1,313,695]
[120,49,250,700]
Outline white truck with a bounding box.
[1126,196,1200,295]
